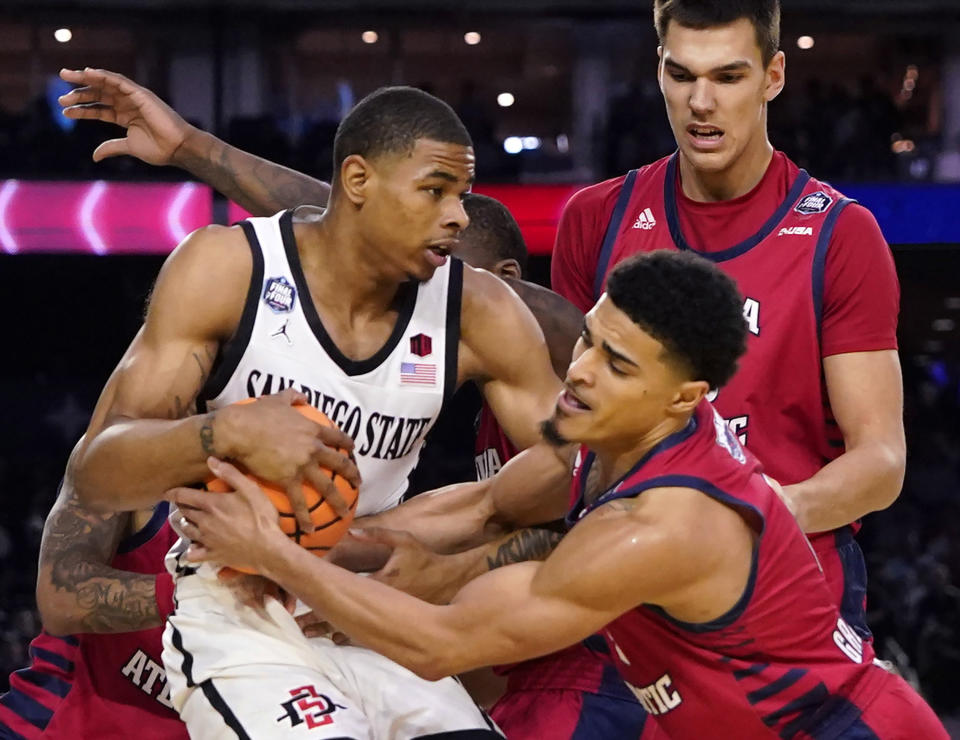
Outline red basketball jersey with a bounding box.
[474,402,519,481]
[566,400,896,739]
[0,504,185,739]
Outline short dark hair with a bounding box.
[653,0,781,66]
[461,194,528,274]
[605,250,747,388]
[332,86,472,178]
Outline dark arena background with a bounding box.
[1,0,959,734]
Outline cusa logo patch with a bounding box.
[778,226,813,237]
[263,276,296,313]
[794,191,832,215]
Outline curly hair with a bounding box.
[605,250,747,388]
[333,86,472,179]
[653,0,781,66]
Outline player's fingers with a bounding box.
[86,67,141,96]
[206,457,250,490]
[313,422,355,452]
[285,479,315,534]
[61,103,117,124]
[312,441,360,488]
[59,68,87,84]
[275,388,309,406]
[185,542,211,562]
[303,465,351,520]
[167,486,210,511]
[92,138,131,162]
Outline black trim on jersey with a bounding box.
[117,501,169,554]
[46,633,79,647]
[811,197,853,350]
[746,667,807,705]
[444,257,464,403]
[280,209,419,377]
[200,680,253,740]
[197,219,265,409]
[593,168,639,301]
[169,625,195,688]
[663,152,813,262]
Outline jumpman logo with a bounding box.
[271,320,293,345]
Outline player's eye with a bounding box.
[580,329,592,347]
[718,74,743,84]
[609,361,627,376]
[669,70,693,82]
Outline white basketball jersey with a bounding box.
[205,209,461,515]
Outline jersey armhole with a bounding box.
[196,220,265,409]
[442,257,464,405]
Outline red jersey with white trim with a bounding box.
[550,152,900,616]
[566,400,895,739]
[0,504,185,739]
[474,402,519,481]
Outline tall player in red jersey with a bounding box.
[0,480,184,739]
[172,251,946,740]
[551,0,905,641]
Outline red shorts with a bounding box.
[851,672,948,740]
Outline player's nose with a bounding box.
[442,197,469,234]
[688,78,716,115]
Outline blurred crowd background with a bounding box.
[1,0,959,732]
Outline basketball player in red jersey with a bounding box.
[173,250,946,740]
[551,0,904,642]
[1,379,186,739]
[0,485,183,739]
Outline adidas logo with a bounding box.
[633,207,657,230]
[778,226,813,237]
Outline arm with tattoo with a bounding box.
[174,130,331,216]
[36,483,163,635]
[58,67,329,217]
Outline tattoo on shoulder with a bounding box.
[486,528,564,571]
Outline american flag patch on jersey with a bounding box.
[400,362,437,386]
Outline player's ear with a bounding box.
[340,154,371,206]
[669,380,709,416]
[493,258,522,280]
[764,50,786,103]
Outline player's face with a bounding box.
[362,138,475,282]
[549,296,692,451]
[658,18,785,176]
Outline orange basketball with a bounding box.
[206,401,359,573]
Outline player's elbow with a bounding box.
[35,583,81,636]
[870,439,906,512]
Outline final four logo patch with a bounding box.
[794,191,832,215]
[263,276,296,313]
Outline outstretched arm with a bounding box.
[36,478,169,635]
[173,459,751,681]
[59,68,330,216]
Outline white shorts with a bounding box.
[162,574,501,739]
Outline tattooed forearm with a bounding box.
[485,527,564,571]
[177,133,330,216]
[40,487,162,634]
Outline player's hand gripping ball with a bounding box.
[206,400,359,573]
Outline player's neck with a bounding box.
[594,414,692,491]
[297,210,404,318]
[679,137,774,203]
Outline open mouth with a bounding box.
[558,388,591,412]
[687,124,725,148]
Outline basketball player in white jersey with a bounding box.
[65,86,561,738]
